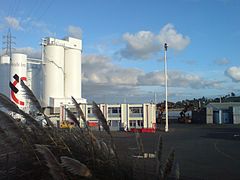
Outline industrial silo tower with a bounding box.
[42,37,86,108]
[10,53,28,111]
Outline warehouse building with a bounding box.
[206,102,240,124]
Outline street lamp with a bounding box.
[164,43,169,132]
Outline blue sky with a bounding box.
[0,0,240,103]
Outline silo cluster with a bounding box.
[0,36,86,110]
[43,37,85,107]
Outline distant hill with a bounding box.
[157,95,240,110]
[224,96,240,102]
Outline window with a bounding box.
[137,120,143,127]
[129,107,143,117]
[108,107,121,113]
[108,107,121,117]
[88,107,92,114]
[110,120,120,127]
[87,107,95,117]
[129,107,142,113]
[130,121,133,127]
[130,120,137,127]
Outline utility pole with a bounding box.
[164,43,169,132]
[2,28,15,58]
[154,92,157,104]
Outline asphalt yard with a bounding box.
[109,124,240,180]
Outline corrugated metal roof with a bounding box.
[206,102,240,110]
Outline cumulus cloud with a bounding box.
[82,55,144,103]
[30,20,54,35]
[214,57,230,65]
[81,54,222,103]
[157,23,190,51]
[1,16,54,35]
[4,16,23,30]
[225,66,240,82]
[118,23,190,60]
[120,31,161,59]
[67,25,82,39]
[82,55,143,85]
[137,70,222,89]
[15,47,41,58]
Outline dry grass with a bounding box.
[0,88,177,180]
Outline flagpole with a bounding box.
[164,43,169,132]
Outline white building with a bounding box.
[58,103,156,131]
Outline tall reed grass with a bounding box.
[0,81,177,180]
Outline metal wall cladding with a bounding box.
[43,45,65,106]
[222,110,231,124]
[206,107,213,124]
[64,48,81,98]
[213,111,220,124]
[233,106,240,124]
[0,55,10,97]
[10,53,27,109]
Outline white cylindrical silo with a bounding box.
[43,45,64,107]
[10,53,27,110]
[0,55,10,98]
[27,64,42,100]
[64,48,82,98]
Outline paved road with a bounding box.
[111,124,240,180]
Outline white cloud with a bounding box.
[118,23,190,60]
[225,66,240,82]
[30,20,54,35]
[4,16,23,30]
[15,47,41,58]
[137,70,222,89]
[82,54,144,103]
[67,25,82,39]
[82,55,143,86]
[1,16,54,35]
[157,23,190,51]
[120,31,161,59]
[81,54,223,103]
[214,57,230,65]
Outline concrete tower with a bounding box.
[42,37,86,107]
